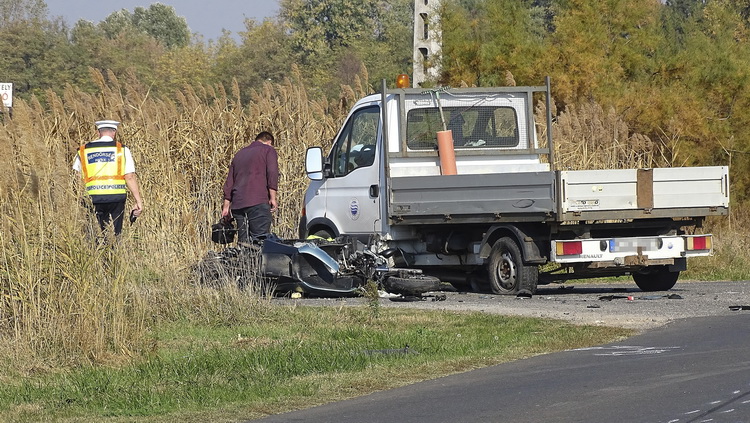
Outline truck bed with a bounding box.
[388,166,729,225]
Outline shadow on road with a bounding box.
[533,284,687,296]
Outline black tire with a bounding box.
[633,268,679,292]
[487,237,538,295]
[384,275,441,296]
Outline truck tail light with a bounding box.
[556,241,582,256]
[300,207,306,217]
[686,235,711,251]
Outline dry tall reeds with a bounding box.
[536,98,671,170]
[0,67,351,369]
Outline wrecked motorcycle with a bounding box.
[195,233,443,298]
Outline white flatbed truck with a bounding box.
[300,79,729,294]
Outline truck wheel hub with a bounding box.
[497,252,517,289]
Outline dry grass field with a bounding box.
[0,69,743,372]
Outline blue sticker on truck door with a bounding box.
[349,198,360,220]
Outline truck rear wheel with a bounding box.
[633,267,680,292]
[488,237,538,295]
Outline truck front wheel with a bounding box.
[633,267,680,292]
[311,228,335,240]
[488,237,538,295]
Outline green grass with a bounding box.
[0,305,630,422]
[683,242,750,281]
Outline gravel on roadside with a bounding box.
[277,280,750,331]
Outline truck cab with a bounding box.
[302,82,551,240]
[301,97,385,240]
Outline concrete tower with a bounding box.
[413,0,442,87]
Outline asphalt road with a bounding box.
[257,313,750,423]
[255,281,750,422]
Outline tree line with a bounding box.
[0,0,413,100]
[441,0,748,201]
[1,0,746,200]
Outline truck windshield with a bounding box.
[406,106,518,150]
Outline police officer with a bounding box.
[73,120,144,236]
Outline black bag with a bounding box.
[211,218,237,244]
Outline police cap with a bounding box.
[95,120,120,130]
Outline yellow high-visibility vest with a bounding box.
[78,141,127,203]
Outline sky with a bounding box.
[46,0,281,42]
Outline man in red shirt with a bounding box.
[222,131,279,244]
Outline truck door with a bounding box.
[325,105,382,238]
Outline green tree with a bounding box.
[0,0,46,27]
[680,0,750,198]
[155,43,214,95]
[280,0,379,56]
[68,20,108,91]
[132,3,190,48]
[70,20,166,91]
[99,4,189,49]
[212,19,293,101]
[0,17,78,98]
[69,5,190,93]
[441,0,485,87]
[98,8,132,39]
[442,0,551,87]
[278,0,413,93]
[357,0,413,86]
[543,0,661,102]
[665,0,705,20]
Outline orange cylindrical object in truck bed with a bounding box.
[437,130,457,175]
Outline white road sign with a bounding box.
[0,83,12,108]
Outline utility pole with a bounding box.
[413,0,442,88]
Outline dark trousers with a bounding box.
[94,201,126,236]
[233,203,272,244]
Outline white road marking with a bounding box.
[668,386,749,422]
[570,345,682,356]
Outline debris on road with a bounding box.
[516,290,533,299]
[599,293,684,301]
[729,305,750,311]
[599,295,630,301]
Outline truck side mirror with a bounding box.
[305,147,324,181]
